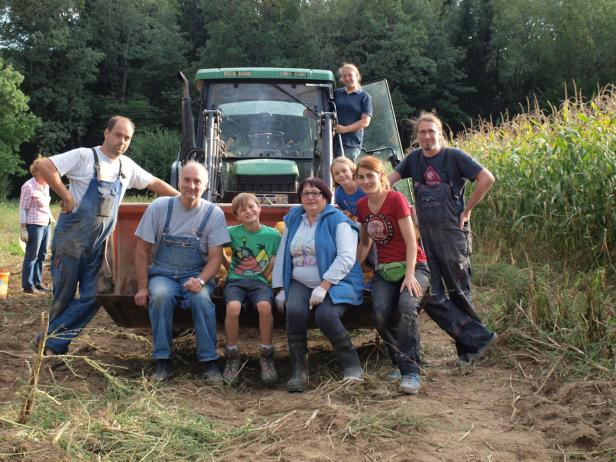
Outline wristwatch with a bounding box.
[196,277,206,287]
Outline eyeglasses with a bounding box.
[301,191,323,198]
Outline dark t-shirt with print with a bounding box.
[356,191,427,264]
[395,148,484,215]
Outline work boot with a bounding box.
[152,359,173,382]
[399,373,421,395]
[223,347,241,385]
[286,335,308,393]
[201,360,224,384]
[331,333,364,382]
[459,332,498,366]
[259,345,277,384]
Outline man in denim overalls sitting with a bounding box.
[33,116,179,356]
[134,161,230,382]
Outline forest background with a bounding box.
[2,0,616,198]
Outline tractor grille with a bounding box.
[236,174,297,193]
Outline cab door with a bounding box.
[362,79,404,166]
[362,79,414,201]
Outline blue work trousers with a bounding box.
[46,246,104,353]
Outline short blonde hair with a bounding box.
[330,157,357,185]
[337,63,362,84]
[29,157,45,176]
[231,192,260,216]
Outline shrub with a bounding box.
[125,128,180,185]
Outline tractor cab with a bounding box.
[172,68,338,205]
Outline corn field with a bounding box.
[459,85,616,272]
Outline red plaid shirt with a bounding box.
[19,177,54,225]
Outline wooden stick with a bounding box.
[18,311,49,424]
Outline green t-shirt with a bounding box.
[226,224,281,285]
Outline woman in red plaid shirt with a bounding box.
[19,158,55,294]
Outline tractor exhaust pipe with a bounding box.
[178,71,196,162]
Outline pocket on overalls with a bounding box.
[97,185,115,217]
[417,192,446,225]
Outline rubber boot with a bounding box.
[331,333,364,382]
[286,334,308,393]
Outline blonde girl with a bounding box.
[331,157,365,218]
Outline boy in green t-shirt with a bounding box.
[222,193,282,385]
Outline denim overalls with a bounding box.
[414,150,494,357]
[147,197,218,362]
[46,149,123,354]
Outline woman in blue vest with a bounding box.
[272,177,365,392]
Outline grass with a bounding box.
[5,380,256,461]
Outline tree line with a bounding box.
[1,0,616,197]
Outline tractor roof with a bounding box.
[194,67,335,89]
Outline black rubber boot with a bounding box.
[286,334,308,393]
[331,333,364,382]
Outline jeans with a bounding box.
[371,263,430,375]
[334,143,362,163]
[285,280,351,341]
[46,246,104,354]
[22,223,50,290]
[148,274,218,362]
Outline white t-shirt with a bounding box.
[51,146,154,210]
[135,196,230,259]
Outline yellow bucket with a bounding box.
[0,270,9,299]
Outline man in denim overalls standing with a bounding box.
[34,116,179,355]
[134,162,230,382]
[389,112,498,366]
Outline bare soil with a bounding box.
[0,268,614,461]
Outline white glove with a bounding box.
[274,290,286,313]
[19,229,29,244]
[309,286,327,308]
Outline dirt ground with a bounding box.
[0,269,614,461]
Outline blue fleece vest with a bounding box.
[282,204,364,306]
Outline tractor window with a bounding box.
[208,83,324,160]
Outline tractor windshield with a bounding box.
[208,82,324,160]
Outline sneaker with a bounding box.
[24,287,39,294]
[35,285,52,292]
[223,347,241,385]
[399,373,421,395]
[460,332,498,366]
[385,369,402,381]
[152,359,173,382]
[203,360,224,385]
[259,345,278,384]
